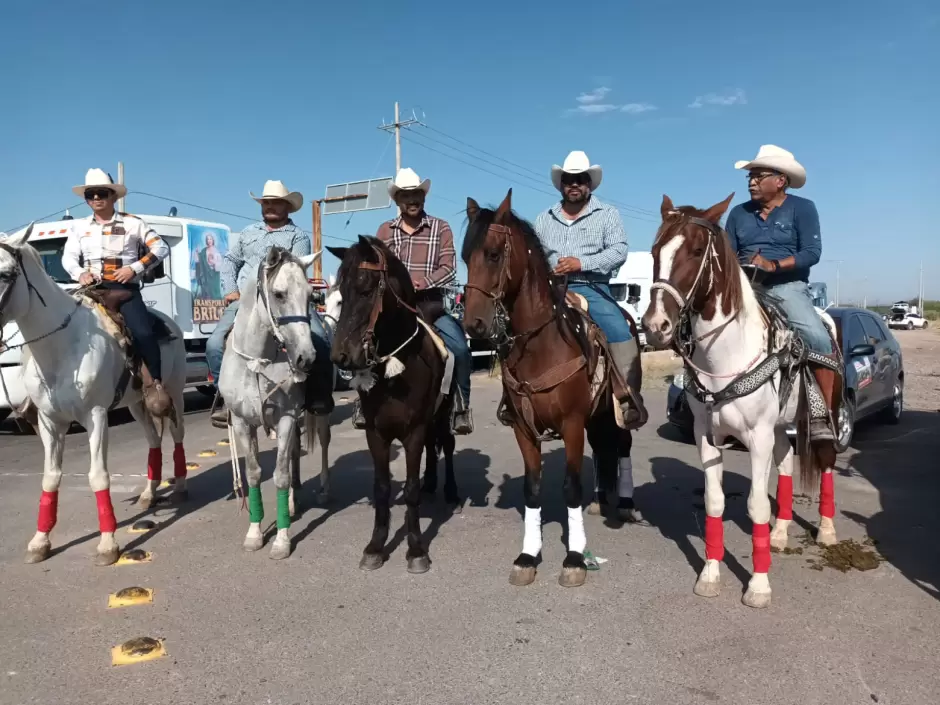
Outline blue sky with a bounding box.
[2,0,937,303]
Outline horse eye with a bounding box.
[692,248,705,257]
[274,291,285,300]
[485,249,500,263]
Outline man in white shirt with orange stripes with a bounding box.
[62,169,171,412]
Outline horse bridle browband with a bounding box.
[356,245,418,366]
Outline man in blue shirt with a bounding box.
[530,150,647,428]
[207,180,333,427]
[725,145,837,441]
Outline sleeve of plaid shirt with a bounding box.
[129,218,169,276]
[578,207,628,275]
[424,221,456,289]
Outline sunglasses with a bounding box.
[561,174,591,187]
[84,189,115,201]
[746,171,781,183]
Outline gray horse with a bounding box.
[218,247,332,560]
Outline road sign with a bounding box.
[323,178,393,215]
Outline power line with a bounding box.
[2,202,86,235]
[416,122,657,217]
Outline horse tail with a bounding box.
[796,371,820,494]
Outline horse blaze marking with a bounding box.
[110,637,167,666]
[128,520,156,534]
[115,550,152,565]
[107,587,154,608]
[197,450,217,458]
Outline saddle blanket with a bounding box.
[416,318,454,412]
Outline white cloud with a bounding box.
[576,87,612,104]
[689,88,747,109]
[621,103,657,114]
[572,103,619,114]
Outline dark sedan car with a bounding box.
[666,307,903,452]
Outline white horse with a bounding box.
[219,246,331,561]
[643,196,841,609]
[0,225,188,566]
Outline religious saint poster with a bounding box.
[188,224,229,323]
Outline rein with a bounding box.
[355,244,420,367]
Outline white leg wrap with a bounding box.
[567,507,587,554]
[521,506,542,557]
[618,458,635,498]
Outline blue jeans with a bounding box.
[206,300,333,385]
[767,280,833,354]
[432,313,472,404]
[569,283,632,343]
[100,282,162,379]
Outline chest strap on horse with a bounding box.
[501,354,587,442]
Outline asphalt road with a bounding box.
[1,373,939,705]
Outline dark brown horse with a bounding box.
[461,190,637,588]
[328,236,458,574]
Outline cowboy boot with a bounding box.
[810,364,841,443]
[609,340,649,429]
[139,363,173,418]
[496,389,514,427]
[351,399,366,429]
[210,391,229,429]
[451,390,474,435]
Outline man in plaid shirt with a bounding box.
[352,168,473,434]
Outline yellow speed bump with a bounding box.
[115,549,152,565]
[217,439,230,447]
[111,637,167,666]
[107,587,154,609]
[197,450,217,458]
[185,462,200,471]
[157,479,175,490]
[128,520,156,534]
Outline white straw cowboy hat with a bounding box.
[387,168,431,199]
[734,144,806,189]
[551,151,603,192]
[250,180,304,213]
[72,168,127,199]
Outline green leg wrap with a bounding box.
[276,488,291,530]
[248,485,264,524]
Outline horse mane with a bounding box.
[659,205,744,317]
[335,236,416,305]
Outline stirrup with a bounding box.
[496,396,514,427]
[452,409,474,435]
[351,401,366,430]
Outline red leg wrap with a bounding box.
[776,475,793,520]
[147,448,163,482]
[37,490,58,533]
[819,472,835,519]
[704,515,724,561]
[752,522,772,573]
[173,443,187,479]
[94,489,117,533]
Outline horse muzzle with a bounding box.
[642,311,676,349]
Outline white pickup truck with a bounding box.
[0,213,233,426]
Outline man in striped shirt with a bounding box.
[533,151,647,426]
[62,168,172,413]
[351,168,473,433]
[206,180,333,427]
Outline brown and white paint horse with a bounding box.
[643,195,840,609]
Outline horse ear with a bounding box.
[703,193,735,223]
[660,195,675,219]
[495,189,513,221]
[265,246,284,266]
[326,245,347,261]
[357,234,371,247]
[466,197,480,222]
[298,251,320,269]
[4,223,34,248]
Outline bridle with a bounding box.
[463,223,557,349]
[648,213,725,320]
[355,244,419,367]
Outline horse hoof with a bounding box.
[407,555,431,574]
[558,566,587,588]
[316,491,330,506]
[770,534,789,551]
[817,529,838,546]
[586,502,602,516]
[94,547,121,567]
[619,507,643,523]
[269,539,291,561]
[243,536,264,552]
[136,494,155,509]
[742,589,772,609]
[509,565,537,587]
[359,553,384,571]
[24,543,51,564]
[693,580,721,598]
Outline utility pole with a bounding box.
[117,161,125,213]
[378,101,418,174]
[919,261,924,313]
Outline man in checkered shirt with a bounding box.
[62,168,171,413]
[352,167,473,434]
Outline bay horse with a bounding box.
[461,190,639,589]
[0,225,189,566]
[328,236,458,574]
[642,195,842,609]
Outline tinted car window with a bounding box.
[874,316,895,341]
[860,315,885,345]
[842,314,867,349]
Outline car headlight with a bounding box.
[672,371,685,389]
